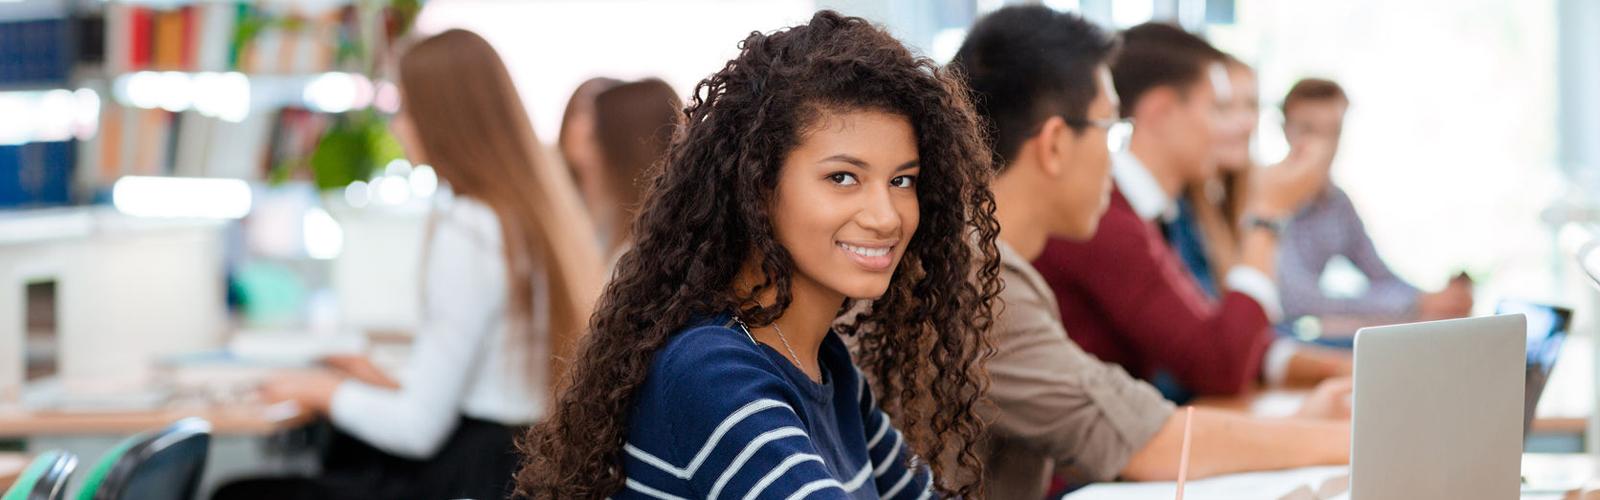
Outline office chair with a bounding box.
[1,450,77,500]
[76,418,212,500]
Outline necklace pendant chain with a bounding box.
[733,315,809,375]
[771,322,807,375]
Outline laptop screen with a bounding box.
[1495,300,1573,438]
[1497,300,1572,372]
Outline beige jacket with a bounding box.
[982,241,1175,498]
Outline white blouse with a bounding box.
[329,196,548,459]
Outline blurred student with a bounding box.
[1177,55,1258,297]
[590,78,683,262]
[1276,78,1473,323]
[216,29,603,500]
[518,11,1000,498]
[1032,22,1346,400]
[559,76,623,246]
[954,7,1350,497]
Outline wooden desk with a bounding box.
[0,453,27,491]
[0,401,313,438]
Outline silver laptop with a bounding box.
[1350,314,1526,500]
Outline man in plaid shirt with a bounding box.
[1275,78,1474,328]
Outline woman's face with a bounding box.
[1213,65,1259,172]
[561,105,612,213]
[389,94,425,164]
[771,108,921,301]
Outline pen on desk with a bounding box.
[1176,406,1194,500]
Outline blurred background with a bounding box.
[2,0,1599,494]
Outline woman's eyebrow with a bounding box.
[818,154,921,171]
[819,154,870,169]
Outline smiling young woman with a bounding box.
[515,10,1001,500]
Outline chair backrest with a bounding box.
[2,450,78,500]
[76,418,212,500]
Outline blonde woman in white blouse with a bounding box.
[216,29,601,500]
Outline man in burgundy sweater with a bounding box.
[1033,23,1349,399]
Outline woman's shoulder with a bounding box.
[435,195,503,246]
[639,318,821,403]
[649,318,780,384]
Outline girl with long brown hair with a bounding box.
[517,11,1000,499]
[558,76,623,244]
[590,78,683,262]
[225,28,602,500]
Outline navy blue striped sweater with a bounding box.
[615,316,935,499]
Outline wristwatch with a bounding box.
[1242,214,1290,237]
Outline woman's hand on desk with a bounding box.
[1294,377,1353,420]
[323,354,400,390]
[260,371,343,414]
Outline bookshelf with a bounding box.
[1,0,410,209]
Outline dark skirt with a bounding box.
[212,416,524,500]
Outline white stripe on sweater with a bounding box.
[783,479,846,500]
[741,454,825,500]
[881,466,916,498]
[841,463,873,492]
[707,427,809,500]
[867,417,890,449]
[914,472,933,500]
[624,399,794,479]
[873,429,903,477]
[625,479,691,500]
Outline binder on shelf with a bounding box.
[0,141,77,208]
[0,18,74,86]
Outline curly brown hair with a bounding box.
[516,10,1001,498]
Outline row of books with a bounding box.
[80,103,330,188]
[105,2,347,74]
[1,0,369,208]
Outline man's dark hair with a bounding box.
[1111,22,1224,119]
[950,5,1117,169]
[1282,77,1349,116]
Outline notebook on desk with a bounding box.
[1062,466,1350,500]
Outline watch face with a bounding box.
[1245,215,1287,235]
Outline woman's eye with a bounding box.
[890,175,917,189]
[828,172,859,186]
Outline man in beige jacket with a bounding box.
[952,6,1353,498]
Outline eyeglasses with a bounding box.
[1066,116,1134,152]
[1066,116,1124,129]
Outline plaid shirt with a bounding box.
[1278,184,1420,319]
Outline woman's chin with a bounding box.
[835,281,894,301]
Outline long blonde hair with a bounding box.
[397,29,602,395]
